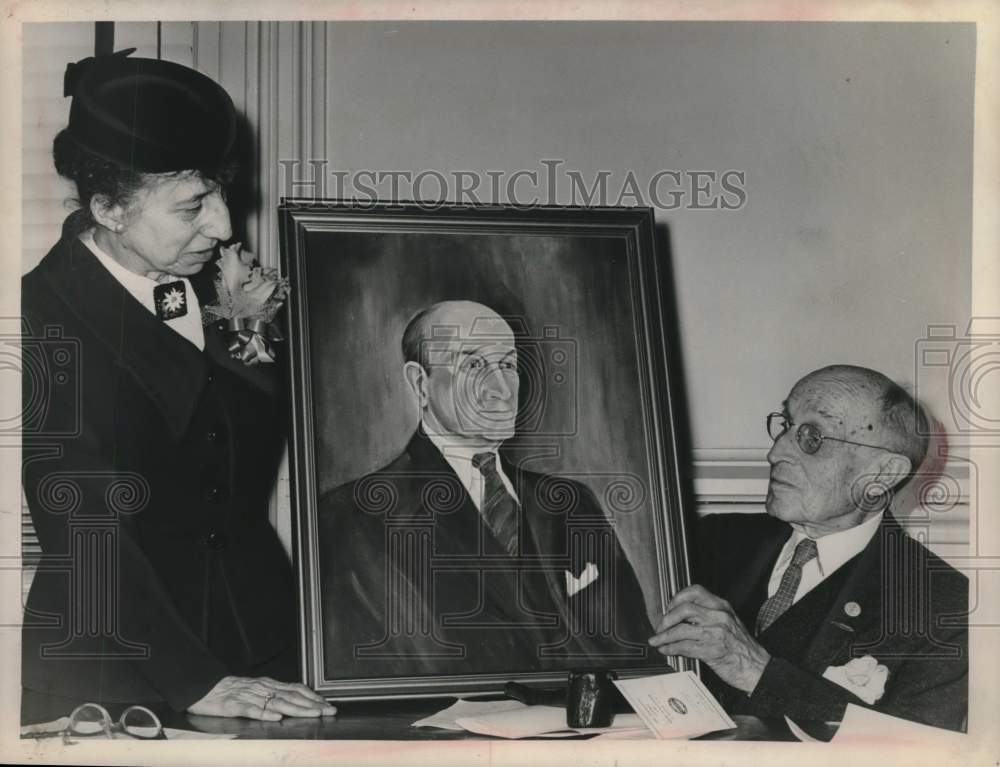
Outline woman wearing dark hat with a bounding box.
[21,50,335,723]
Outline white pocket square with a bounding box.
[822,655,889,704]
[565,562,599,597]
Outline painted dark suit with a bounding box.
[318,430,662,678]
[21,216,296,719]
[694,512,967,731]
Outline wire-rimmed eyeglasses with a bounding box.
[23,703,166,742]
[766,412,899,456]
[70,702,163,740]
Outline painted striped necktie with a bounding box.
[471,452,519,556]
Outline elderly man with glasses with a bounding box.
[649,365,967,732]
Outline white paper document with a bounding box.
[411,699,526,731]
[783,715,823,742]
[456,706,648,739]
[413,698,652,739]
[613,671,736,739]
[832,704,966,745]
[589,725,663,740]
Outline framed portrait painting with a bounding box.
[279,201,693,698]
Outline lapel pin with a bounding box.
[154,280,188,321]
[844,601,862,618]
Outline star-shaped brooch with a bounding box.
[154,280,188,321]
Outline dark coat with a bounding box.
[317,430,663,678]
[694,511,967,731]
[21,219,296,714]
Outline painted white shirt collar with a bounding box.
[79,229,205,351]
[768,511,884,603]
[421,418,519,511]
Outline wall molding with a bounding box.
[194,21,333,555]
[692,451,970,563]
[693,449,970,504]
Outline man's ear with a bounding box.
[862,452,912,505]
[403,361,428,409]
[90,194,128,233]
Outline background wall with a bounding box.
[314,21,973,453]
[22,21,974,568]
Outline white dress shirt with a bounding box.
[422,418,519,512]
[766,511,883,604]
[79,229,205,351]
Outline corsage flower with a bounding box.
[203,243,290,366]
[821,655,889,705]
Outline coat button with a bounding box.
[204,485,228,503]
[206,423,228,443]
[205,532,228,550]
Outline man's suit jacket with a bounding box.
[318,430,662,678]
[21,216,296,717]
[695,512,967,731]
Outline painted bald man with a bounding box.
[318,301,662,679]
[650,365,967,732]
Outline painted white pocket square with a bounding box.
[565,562,599,597]
[822,655,889,704]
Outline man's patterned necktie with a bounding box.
[471,452,519,556]
[755,537,818,635]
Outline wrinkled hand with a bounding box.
[187,675,337,721]
[649,584,770,694]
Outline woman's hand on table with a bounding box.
[187,676,337,721]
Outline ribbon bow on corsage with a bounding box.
[203,243,290,366]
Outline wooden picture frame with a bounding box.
[279,200,692,698]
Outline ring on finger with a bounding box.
[262,692,276,712]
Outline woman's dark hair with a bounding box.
[52,128,240,237]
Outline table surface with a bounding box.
[23,692,837,741]
[169,698,828,741]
